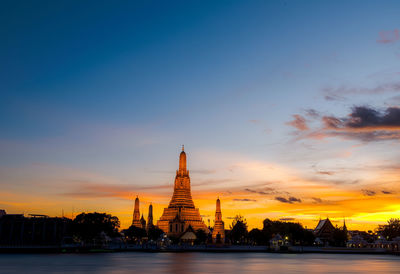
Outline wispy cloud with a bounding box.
[377,29,399,44]
[311,197,323,203]
[244,187,277,195]
[279,217,295,221]
[60,181,172,200]
[286,114,309,131]
[361,189,376,196]
[316,171,335,176]
[275,196,302,204]
[304,109,320,119]
[290,106,400,142]
[323,82,400,101]
[233,198,257,202]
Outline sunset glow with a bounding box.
[1,0,400,233]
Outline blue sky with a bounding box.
[1,1,400,229]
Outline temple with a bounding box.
[157,146,208,235]
[140,214,146,229]
[131,196,142,228]
[147,204,154,230]
[212,198,225,244]
[313,217,335,244]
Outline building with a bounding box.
[212,198,225,244]
[0,213,73,246]
[147,204,154,230]
[313,218,335,244]
[140,215,146,230]
[157,146,208,236]
[131,196,142,228]
[179,225,197,245]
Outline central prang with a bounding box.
[156,147,208,235]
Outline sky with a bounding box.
[1,0,400,231]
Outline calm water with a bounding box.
[0,252,399,273]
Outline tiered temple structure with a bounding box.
[212,198,225,244]
[131,196,142,228]
[147,204,154,230]
[157,146,208,235]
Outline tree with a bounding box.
[248,228,265,245]
[332,227,347,247]
[230,215,248,244]
[379,218,400,240]
[124,225,147,243]
[262,218,315,246]
[147,226,164,241]
[195,229,208,245]
[73,212,120,244]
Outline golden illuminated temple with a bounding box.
[157,146,208,235]
[212,198,225,243]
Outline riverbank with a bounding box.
[1,245,399,255]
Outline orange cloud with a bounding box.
[286,114,309,131]
[377,29,399,44]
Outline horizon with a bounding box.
[1,0,400,232]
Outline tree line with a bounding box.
[71,212,400,246]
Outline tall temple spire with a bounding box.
[212,197,225,243]
[140,214,146,229]
[157,147,208,234]
[179,145,187,173]
[216,198,221,218]
[132,196,141,227]
[147,203,154,230]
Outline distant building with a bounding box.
[0,209,6,218]
[131,196,142,228]
[212,198,225,244]
[313,218,335,244]
[179,225,197,245]
[0,214,72,246]
[347,234,368,248]
[157,147,208,236]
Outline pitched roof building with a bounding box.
[313,218,335,243]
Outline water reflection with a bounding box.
[0,253,399,273]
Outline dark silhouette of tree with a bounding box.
[230,215,248,244]
[194,229,208,245]
[263,218,315,246]
[73,212,120,244]
[248,228,265,245]
[332,227,348,247]
[124,225,146,243]
[147,226,164,241]
[378,218,400,240]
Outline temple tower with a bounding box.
[157,146,208,235]
[147,204,154,230]
[140,214,146,230]
[131,196,142,227]
[212,198,225,244]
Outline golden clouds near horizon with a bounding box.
[1,152,399,232]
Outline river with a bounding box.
[0,252,399,273]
